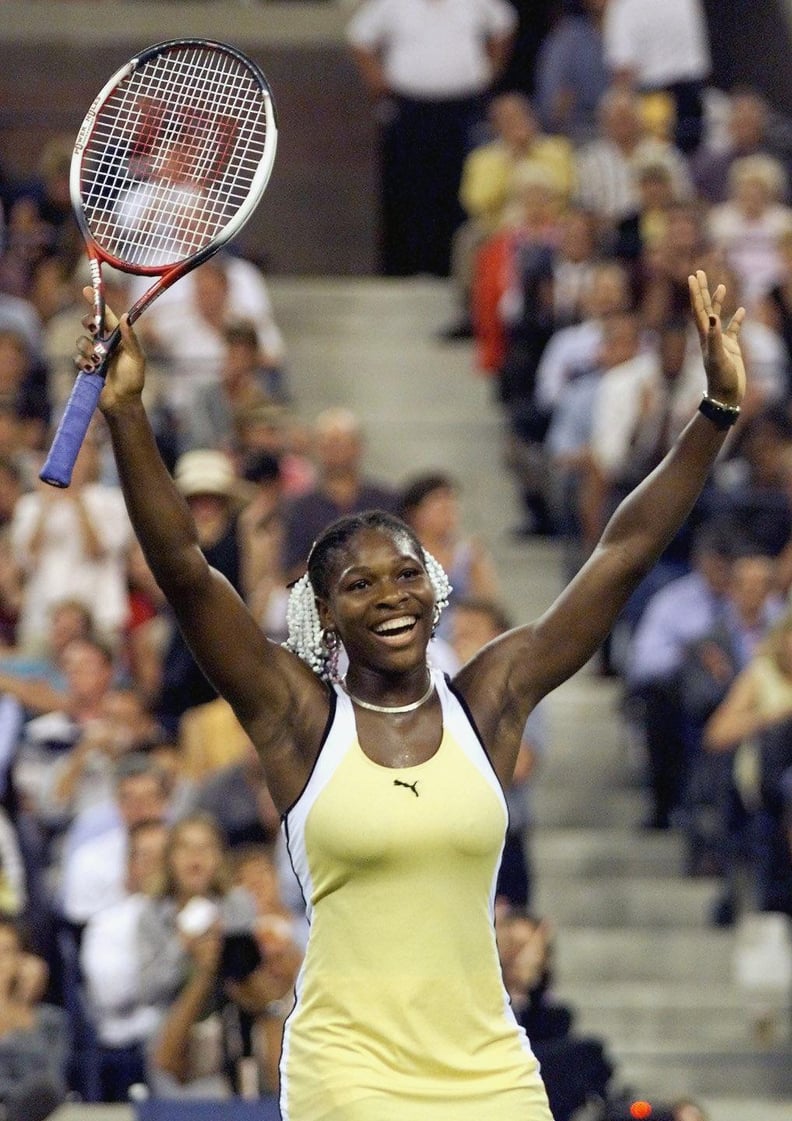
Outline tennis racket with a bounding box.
[40,37,278,487]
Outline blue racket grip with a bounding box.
[39,370,106,487]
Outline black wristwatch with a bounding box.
[698,395,741,430]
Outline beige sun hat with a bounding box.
[174,449,247,503]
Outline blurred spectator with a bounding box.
[707,155,792,312]
[663,553,785,882]
[10,636,118,849]
[471,163,561,381]
[706,404,792,557]
[59,753,169,926]
[184,320,289,454]
[280,407,399,582]
[131,254,285,423]
[612,150,686,266]
[190,742,305,927]
[574,87,692,245]
[693,88,787,205]
[589,316,706,529]
[229,844,304,1093]
[534,0,609,144]
[123,540,169,711]
[495,910,615,1121]
[602,0,711,153]
[346,0,517,277]
[1,136,80,297]
[445,92,575,338]
[625,522,736,829]
[0,328,49,455]
[399,473,499,639]
[759,225,792,389]
[79,818,168,1101]
[138,813,283,1098]
[638,199,711,330]
[534,259,632,415]
[231,404,315,501]
[0,916,68,1121]
[703,610,792,917]
[42,685,160,825]
[10,427,132,653]
[0,805,25,915]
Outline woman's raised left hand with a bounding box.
[688,269,746,407]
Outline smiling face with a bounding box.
[318,526,436,676]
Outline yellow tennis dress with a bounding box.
[280,670,552,1121]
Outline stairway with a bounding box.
[536,672,792,1118]
[272,277,792,1121]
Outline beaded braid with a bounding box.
[283,550,452,682]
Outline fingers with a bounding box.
[689,271,736,335]
[725,305,746,337]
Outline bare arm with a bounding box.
[151,929,221,1084]
[704,667,792,751]
[457,272,746,780]
[80,298,328,809]
[349,45,390,101]
[485,32,516,83]
[0,671,68,715]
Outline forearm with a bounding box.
[0,672,67,714]
[103,399,203,590]
[152,969,216,1082]
[599,411,728,574]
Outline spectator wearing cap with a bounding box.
[155,450,248,737]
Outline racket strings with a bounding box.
[80,45,269,269]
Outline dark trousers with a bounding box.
[645,78,706,153]
[380,92,485,277]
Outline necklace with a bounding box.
[342,674,435,714]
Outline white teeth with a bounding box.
[374,616,415,634]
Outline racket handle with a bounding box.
[39,370,106,487]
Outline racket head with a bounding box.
[71,38,278,280]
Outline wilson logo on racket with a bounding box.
[128,99,240,185]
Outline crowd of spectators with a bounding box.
[456,6,792,931]
[0,0,789,1114]
[0,110,547,1117]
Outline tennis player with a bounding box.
[76,270,744,1120]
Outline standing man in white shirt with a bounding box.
[80,818,168,1101]
[347,0,518,277]
[603,0,712,153]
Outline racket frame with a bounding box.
[41,37,278,487]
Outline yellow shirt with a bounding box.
[280,672,551,1121]
[460,137,576,225]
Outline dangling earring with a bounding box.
[324,630,341,683]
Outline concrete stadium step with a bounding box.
[532,827,688,877]
[534,875,722,927]
[699,1098,792,1121]
[616,1045,792,1100]
[563,980,758,1049]
[553,927,734,983]
[533,785,646,828]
